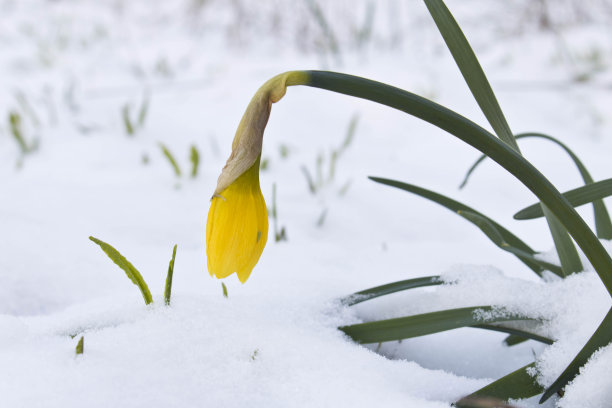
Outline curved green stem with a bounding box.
[296,70,612,296]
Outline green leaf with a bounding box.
[344,280,555,345]
[339,306,525,344]
[422,0,517,151]
[300,165,317,194]
[75,336,84,355]
[458,210,563,276]
[304,70,612,296]
[369,177,548,277]
[159,142,181,177]
[190,145,200,178]
[516,178,612,220]
[517,133,612,239]
[461,133,612,239]
[89,236,153,305]
[164,244,177,306]
[341,114,359,151]
[541,306,612,403]
[542,205,582,276]
[422,0,583,276]
[504,334,528,347]
[457,362,543,405]
[458,154,487,190]
[473,324,553,345]
[341,276,443,306]
[137,96,149,127]
[9,111,29,154]
[221,282,228,298]
[122,105,134,136]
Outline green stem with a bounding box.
[299,70,612,296]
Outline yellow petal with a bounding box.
[206,159,268,283]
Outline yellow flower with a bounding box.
[206,157,268,283]
[206,71,309,282]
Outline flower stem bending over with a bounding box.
[206,71,308,283]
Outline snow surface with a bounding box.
[1,0,612,407]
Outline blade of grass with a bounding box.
[341,114,359,151]
[137,96,149,127]
[339,306,525,344]
[516,178,612,219]
[75,336,84,355]
[164,244,177,306]
[457,362,543,404]
[303,70,612,295]
[122,105,134,136]
[89,236,153,305]
[159,142,182,177]
[190,145,200,178]
[9,112,29,154]
[221,282,228,298]
[300,165,317,194]
[369,177,549,276]
[460,133,612,239]
[541,306,612,403]
[341,276,443,306]
[422,0,582,275]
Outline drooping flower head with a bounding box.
[206,71,309,283]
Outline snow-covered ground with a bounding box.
[1,1,611,407]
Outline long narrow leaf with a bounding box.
[341,276,443,306]
[422,0,517,151]
[457,362,543,405]
[89,236,153,305]
[339,306,524,344]
[473,324,553,345]
[458,210,563,276]
[461,133,612,239]
[304,70,612,295]
[159,143,181,177]
[75,336,84,355]
[541,306,612,403]
[369,177,548,277]
[421,0,583,273]
[164,244,177,306]
[516,178,612,220]
[458,154,487,190]
[190,145,200,178]
[504,334,528,347]
[543,206,583,276]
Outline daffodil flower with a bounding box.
[206,71,308,282]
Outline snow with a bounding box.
[1,0,612,407]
